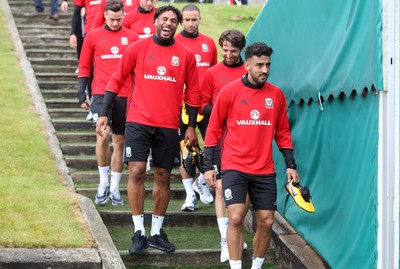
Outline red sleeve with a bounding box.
[78,32,94,77]
[106,43,137,94]
[73,0,84,6]
[184,52,200,108]
[91,1,105,30]
[121,9,135,29]
[199,69,214,114]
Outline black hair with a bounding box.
[154,5,183,24]
[182,4,200,14]
[244,42,273,60]
[105,0,124,12]
[218,29,246,50]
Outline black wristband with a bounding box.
[202,105,212,117]
[185,103,199,127]
[203,146,215,172]
[77,77,89,104]
[99,91,117,117]
[280,148,297,169]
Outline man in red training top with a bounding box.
[200,29,248,263]
[91,0,138,30]
[204,42,300,269]
[96,5,200,255]
[121,0,156,38]
[174,4,217,212]
[78,0,139,206]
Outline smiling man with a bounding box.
[204,42,300,269]
[96,5,200,255]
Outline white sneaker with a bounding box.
[95,184,109,205]
[243,241,248,250]
[220,238,229,263]
[181,195,197,211]
[192,177,214,204]
[109,190,124,206]
[86,111,93,121]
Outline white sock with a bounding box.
[251,257,264,269]
[182,178,195,198]
[217,217,229,239]
[110,171,122,192]
[229,260,242,269]
[132,214,145,236]
[98,166,109,186]
[150,215,165,236]
[197,173,205,185]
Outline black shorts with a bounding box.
[124,122,179,169]
[221,170,277,211]
[89,94,127,135]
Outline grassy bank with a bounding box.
[0,7,91,248]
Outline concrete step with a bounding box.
[56,131,96,143]
[45,99,79,109]
[61,143,96,156]
[100,211,217,227]
[27,49,77,59]
[70,171,184,184]
[32,64,78,73]
[42,89,77,99]
[77,187,187,201]
[35,71,77,81]
[30,57,78,66]
[52,118,93,131]
[39,80,76,90]
[48,108,89,118]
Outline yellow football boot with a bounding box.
[285,179,315,213]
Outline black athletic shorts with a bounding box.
[221,170,277,211]
[124,122,179,169]
[89,94,127,135]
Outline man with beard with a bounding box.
[96,5,200,254]
[204,42,300,269]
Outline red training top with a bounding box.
[73,0,101,34]
[78,26,139,97]
[121,6,156,39]
[106,37,200,129]
[199,61,246,115]
[204,78,293,174]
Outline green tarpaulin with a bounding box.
[245,0,383,267]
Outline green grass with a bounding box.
[0,8,90,247]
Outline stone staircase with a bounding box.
[5,0,279,268]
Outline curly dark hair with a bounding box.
[244,42,273,60]
[153,5,183,24]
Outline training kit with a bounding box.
[284,179,315,213]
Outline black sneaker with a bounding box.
[128,230,149,254]
[148,228,175,252]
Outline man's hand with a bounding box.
[184,126,198,147]
[69,34,77,49]
[96,116,108,137]
[60,1,68,12]
[204,169,216,188]
[80,101,89,110]
[287,168,299,183]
